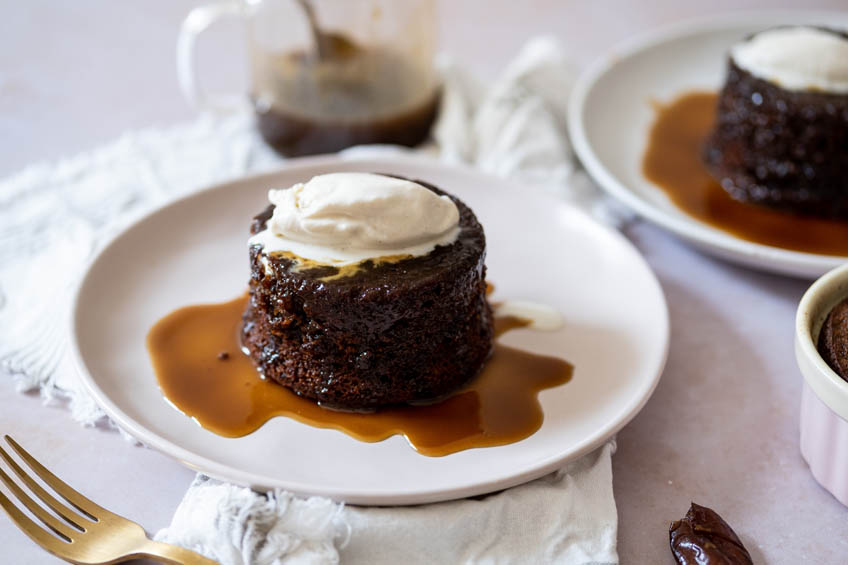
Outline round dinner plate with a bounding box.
[569,11,848,279]
[71,155,668,505]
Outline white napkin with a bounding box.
[1,37,621,564]
[156,443,617,565]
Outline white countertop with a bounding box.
[3,1,848,563]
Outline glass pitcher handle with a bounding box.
[176,1,246,113]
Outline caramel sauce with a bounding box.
[147,294,572,457]
[270,250,415,281]
[256,95,439,158]
[643,91,848,256]
[253,33,439,157]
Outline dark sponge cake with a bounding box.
[818,297,848,383]
[703,35,848,219]
[242,178,493,410]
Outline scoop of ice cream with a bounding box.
[731,27,848,93]
[249,172,460,265]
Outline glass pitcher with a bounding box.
[178,0,440,156]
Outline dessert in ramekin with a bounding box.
[795,263,848,506]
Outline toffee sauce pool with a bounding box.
[642,91,848,256]
[147,294,572,457]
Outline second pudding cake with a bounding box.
[243,172,493,410]
[704,27,848,218]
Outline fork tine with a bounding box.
[0,489,67,555]
[4,436,110,522]
[0,466,78,541]
[0,443,91,528]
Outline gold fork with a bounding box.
[0,435,217,564]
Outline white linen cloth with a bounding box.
[156,443,617,565]
[1,37,622,564]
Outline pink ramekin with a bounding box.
[796,263,848,507]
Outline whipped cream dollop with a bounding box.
[731,27,848,93]
[249,173,461,265]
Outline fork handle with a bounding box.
[134,540,220,564]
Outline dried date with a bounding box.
[669,503,753,565]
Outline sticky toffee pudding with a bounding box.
[643,27,848,255]
[704,27,848,218]
[242,175,493,410]
[817,297,848,383]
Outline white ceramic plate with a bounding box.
[569,11,848,279]
[70,155,668,505]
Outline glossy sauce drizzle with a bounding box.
[643,91,848,255]
[147,294,572,457]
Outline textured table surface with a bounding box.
[3,1,848,563]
